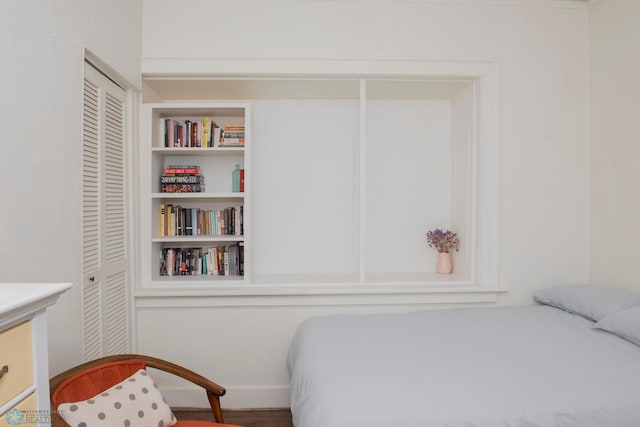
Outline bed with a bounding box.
[287,284,640,427]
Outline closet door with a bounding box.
[82,61,130,360]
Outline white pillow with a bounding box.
[594,305,640,347]
[534,283,640,322]
[58,369,176,427]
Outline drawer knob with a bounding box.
[0,365,8,380]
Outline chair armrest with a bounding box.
[142,354,227,423]
[142,354,226,396]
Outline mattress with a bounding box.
[287,305,640,427]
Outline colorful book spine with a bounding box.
[203,117,210,148]
[160,175,205,184]
[158,204,165,236]
[163,166,200,175]
[161,183,204,193]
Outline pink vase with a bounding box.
[436,252,453,274]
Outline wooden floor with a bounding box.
[173,408,294,427]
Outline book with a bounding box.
[177,124,184,147]
[218,246,226,275]
[240,169,245,192]
[195,209,202,236]
[184,208,193,235]
[183,120,191,147]
[220,140,244,147]
[163,119,169,147]
[210,210,217,236]
[176,206,183,235]
[158,204,165,236]
[169,205,176,236]
[164,165,200,175]
[223,252,229,276]
[188,120,194,147]
[160,175,205,184]
[212,126,222,147]
[211,247,220,275]
[225,208,232,235]
[228,244,238,276]
[205,250,214,275]
[164,204,172,236]
[163,248,175,276]
[190,121,199,147]
[196,249,203,275]
[161,183,204,193]
[203,117,210,148]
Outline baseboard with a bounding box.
[161,385,290,410]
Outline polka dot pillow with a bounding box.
[57,369,177,427]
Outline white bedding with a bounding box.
[287,305,640,427]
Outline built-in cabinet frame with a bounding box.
[137,60,501,300]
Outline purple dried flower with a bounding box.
[426,229,460,253]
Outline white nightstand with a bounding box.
[0,283,71,427]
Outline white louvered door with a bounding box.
[82,62,130,360]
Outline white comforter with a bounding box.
[287,305,640,427]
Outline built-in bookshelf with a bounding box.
[140,103,250,286]
[139,72,500,294]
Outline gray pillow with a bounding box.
[534,284,640,322]
[594,306,640,347]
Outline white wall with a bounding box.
[0,0,142,375]
[142,0,590,303]
[589,0,640,289]
[139,0,590,409]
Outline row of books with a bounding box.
[158,204,243,237]
[159,244,244,276]
[161,165,204,193]
[163,118,245,148]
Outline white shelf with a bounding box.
[152,192,244,200]
[152,236,244,243]
[150,275,246,283]
[152,147,244,156]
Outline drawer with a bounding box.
[0,321,34,408]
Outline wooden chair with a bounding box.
[49,354,241,427]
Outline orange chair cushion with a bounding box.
[51,360,146,408]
